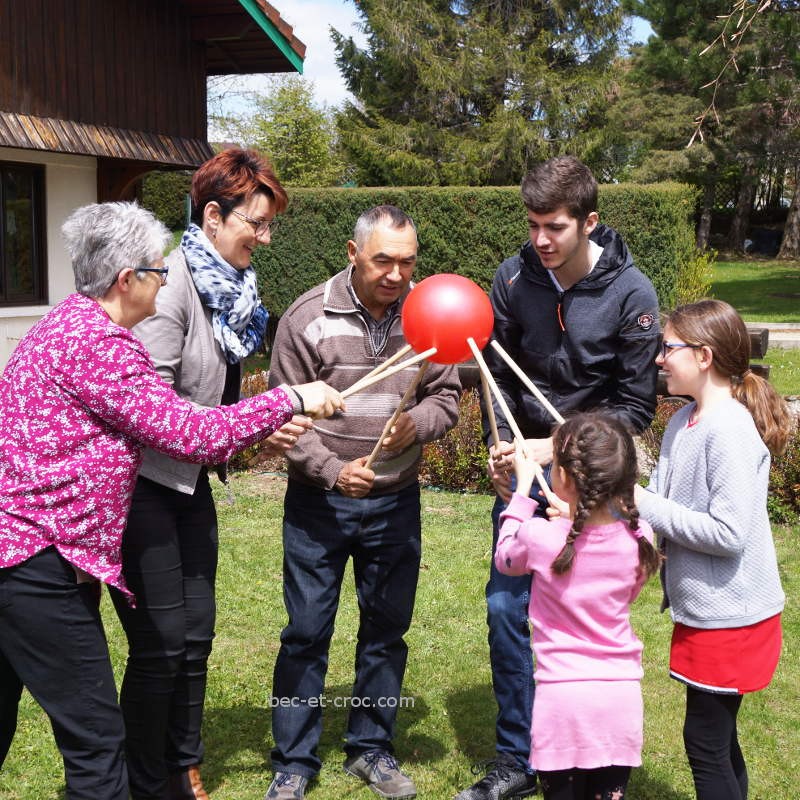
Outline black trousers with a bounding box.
[684,687,747,800]
[0,547,127,799]
[111,473,218,800]
[538,766,631,800]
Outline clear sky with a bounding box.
[214,1,654,119]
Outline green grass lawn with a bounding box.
[2,474,797,799]
[709,257,800,395]
[711,258,800,323]
[755,349,800,397]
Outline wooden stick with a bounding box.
[490,340,565,424]
[467,338,559,506]
[341,348,437,399]
[348,343,413,396]
[365,361,429,469]
[480,369,500,449]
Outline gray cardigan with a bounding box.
[133,247,230,494]
[638,397,784,629]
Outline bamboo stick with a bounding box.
[364,362,429,469]
[341,348,437,399]
[466,338,558,506]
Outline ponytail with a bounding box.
[620,487,661,581]
[636,535,662,582]
[733,370,793,456]
[551,531,577,576]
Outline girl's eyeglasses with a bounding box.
[660,341,700,359]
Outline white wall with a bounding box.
[0,147,96,366]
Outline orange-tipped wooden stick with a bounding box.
[480,369,500,448]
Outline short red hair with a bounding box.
[190,148,288,225]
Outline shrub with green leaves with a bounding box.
[769,420,800,524]
[137,174,699,313]
[676,248,716,306]
[141,170,192,230]
[229,370,272,472]
[419,389,492,494]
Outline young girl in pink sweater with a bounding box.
[495,412,660,800]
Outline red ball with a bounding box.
[401,274,494,364]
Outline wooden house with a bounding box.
[0,0,305,364]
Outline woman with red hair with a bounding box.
[111,149,305,800]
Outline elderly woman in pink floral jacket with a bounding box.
[0,202,342,800]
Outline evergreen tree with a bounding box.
[332,0,625,185]
[612,0,799,251]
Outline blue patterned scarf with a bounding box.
[181,224,268,364]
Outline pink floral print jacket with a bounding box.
[0,293,294,595]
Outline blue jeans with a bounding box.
[270,479,422,778]
[486,470,550,771]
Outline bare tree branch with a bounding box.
[688,0,772,146]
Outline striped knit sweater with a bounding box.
[268,268,461,493]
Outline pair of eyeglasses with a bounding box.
[136,266,169,286]
[231,209,279,237]
[659,341,700,359]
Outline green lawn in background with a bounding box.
[756,349,800,397]
[711,259,800,323]
[708,257,800,395]
[2,475,797,800]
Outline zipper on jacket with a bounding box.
[556,291,566,332]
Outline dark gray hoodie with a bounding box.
[484,223,661,441]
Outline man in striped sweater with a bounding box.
[265,205,460,800]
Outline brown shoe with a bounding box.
[169,766,210,800]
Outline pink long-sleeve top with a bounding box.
[495,493,653,684]
[0,293,294,595]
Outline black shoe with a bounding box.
[453,755,538,800]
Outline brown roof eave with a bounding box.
[0,112,213,168]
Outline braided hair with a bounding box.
[550,412,660,580]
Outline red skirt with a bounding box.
[669,614,782,694]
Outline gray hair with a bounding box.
[352,205,416,249]
[61,202,171,298]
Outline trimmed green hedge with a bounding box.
[253,183,697,317]
[140,174,698,315]
[141,171,192,230]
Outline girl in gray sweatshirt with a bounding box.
[636,299,792,800]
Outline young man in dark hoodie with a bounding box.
[455,156,660,800]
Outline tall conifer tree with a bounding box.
[332,0,624,185]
